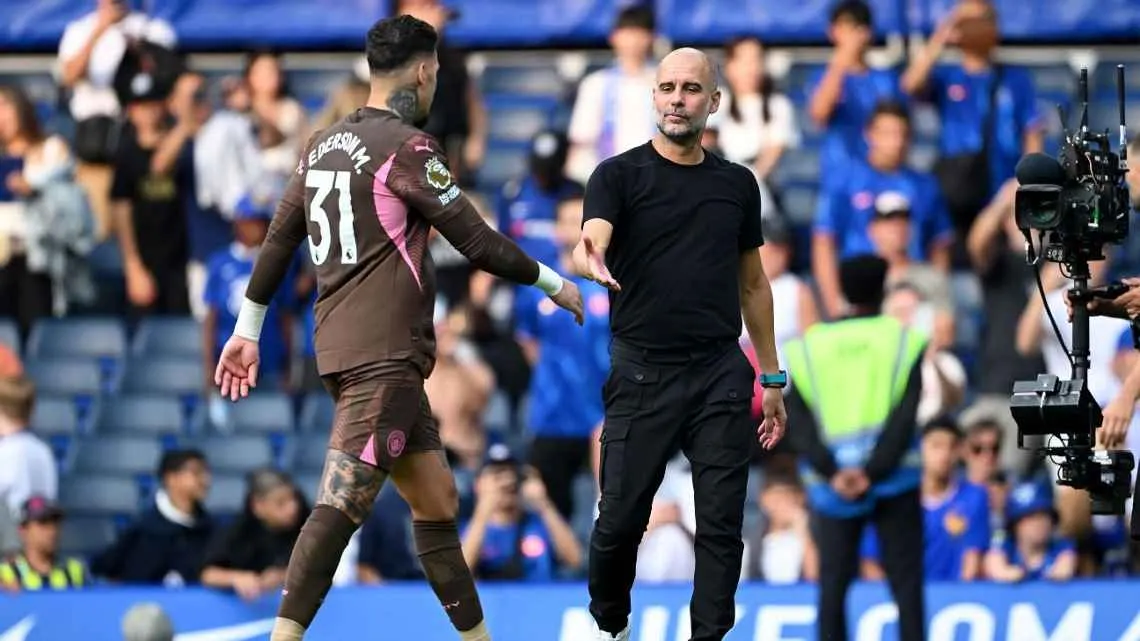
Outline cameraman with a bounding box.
[1074,134,1140,451]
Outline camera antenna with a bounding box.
[1080,67,1090,134]
[1119,64,1129,168]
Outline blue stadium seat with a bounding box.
[488,106,554,143]
[478,142,530,191]
[0,318,18,354]
[483,390,511,433]
[292,433,329,473]
[28,317,127,361]
[783,63,824,105]
[99,395,186,436]
[481,65,565,98]
[24,359,104,398]
[59,516,116,556]
[485,95,559,143]
[299,393,335,432]
[30,395,82,465]
[771,148,820,185]
[227,393,295,434]
[60,476,141,515]
[203,474,247,515]
[779,186,818,224]
[120,359,204,396]
[29,395,80,436]
[131,317,202,359]
[74,436,164,475]
[199,436,275,473]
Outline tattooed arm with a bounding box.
[316,450,386,524]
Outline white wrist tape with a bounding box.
[234,299,267,341]
[534,262,564,296]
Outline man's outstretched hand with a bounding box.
[214,336,260,401]
[550,278,585,325]
[574,236,620,292]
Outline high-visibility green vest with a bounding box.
[0,555,86,590]
[784,315,926,503]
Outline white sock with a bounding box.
[459,620,491,641]
[269,617,305,641]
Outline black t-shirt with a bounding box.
[583,143,765,351]
[422,45,470,145]
[110,128,189,272]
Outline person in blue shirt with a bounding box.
[514,194,610,520]
[985,481,1076,582]
[808,0,903,190]
[812,101,953,317]
[860,418,990,582]
[497,130,584,271]
[901,0,1043,234]
[459,444,583,582]
[202,192,294,393]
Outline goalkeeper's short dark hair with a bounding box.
[365,14,439,75]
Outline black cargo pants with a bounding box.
[589,340,756,641]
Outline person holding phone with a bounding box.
[0,87,77,339]
[56,0,177,236]
[459,444,583,582]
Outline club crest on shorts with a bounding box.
[387,430,407,457]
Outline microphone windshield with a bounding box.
[1015,152,1066,187]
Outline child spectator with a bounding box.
[743,471,818,584]
[985,481,1076,582]
[861,418,989,582]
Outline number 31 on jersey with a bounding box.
[305,169,358,266]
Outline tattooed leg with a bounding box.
[272,450,385,641]
[392,451,491,640]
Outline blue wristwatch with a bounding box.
[759,371,788,389]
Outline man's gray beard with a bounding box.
[657,123,702,146]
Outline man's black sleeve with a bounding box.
[864,359,924,482]
[784,385,839,479]
[582,160,623,226]
[738,168,765,251]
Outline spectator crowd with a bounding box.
[0,0,1139,597]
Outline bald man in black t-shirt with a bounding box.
[575,48,787,641]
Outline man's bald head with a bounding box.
[657,48,718,90]
[652,47,721,145]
